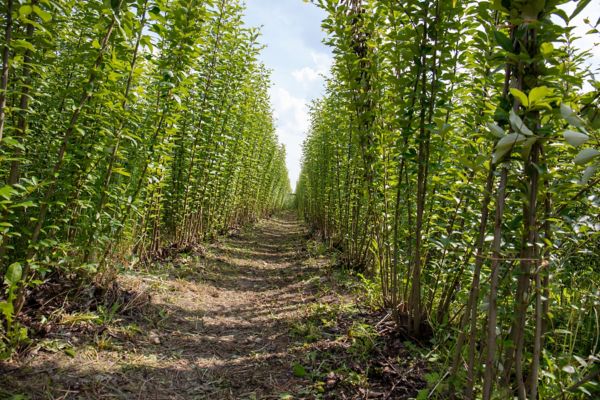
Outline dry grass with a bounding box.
[0,213,320,399]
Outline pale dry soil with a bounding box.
[1,213,323,399]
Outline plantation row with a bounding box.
[298,0,599,398]
[0,0,290,357]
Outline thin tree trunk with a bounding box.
[0,0,14,144]
[14,6,122,315]
[482,166,508,400]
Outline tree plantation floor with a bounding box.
[0,213,426,399]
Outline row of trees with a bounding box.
[0,0,290,357]
[298,0,599,397]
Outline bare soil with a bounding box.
[1,213,317,399]
[0,212,426,400]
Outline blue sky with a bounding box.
[243,0,332,189]
[242,0,599,190]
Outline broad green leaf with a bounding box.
[563,130,589,147]
[487,122,505,138]
[528,86,551,105]
[496,133,527,151]
[509,110,533,136]
[32,5,52,23]
[492,146,512,164]
[113,168,131,177]
[540,42,553,57]
[493,30,513,53]
[0,301,13,321]
[510,88,529,107]
[292,362,307,377]
[11,39,36,52]
[521,137,538,159]
[0,185,13,200]
[574,148,600,165]
[5,263,23,286]
[19,5,33,16]
[571,0,591,20]
[560,104,584,128]
[11,201,35,209]
[581,165,597,184]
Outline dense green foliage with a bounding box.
[0,0,290,357]
[298,0,599,397]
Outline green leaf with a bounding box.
[521,136,538,159]
[292,362,307,377]
[11,201,35,209]
[493,30,513,53]
[64,347,76,357]
[0,185,14,200]
[0,301,14,321]
[571,0,591,20]
[19,5,33,17]
[540,42,553,57]
[32,5,52,23]
[5,263,23,286]
[509,109,533,136]
[560,104,584,128]
[574,148,600,165]
[493,147,512,164]
[528,86,551,105]
[496,133,526,151]
[487,122,505,138]
[563,130,589,147]
[113,168,131,177]
[581,165,597,184]
[12,39,36,52]
[510,88,529,107]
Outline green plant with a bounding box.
[297,0,600,396]
[0,0,290,355]
[348,321,377,358]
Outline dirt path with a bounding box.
[1,213,320,399]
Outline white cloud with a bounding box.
[243,1,333,189]
[292,67,321,84]
[291,51,332,87]
[270,87,309,134]
[269,87,311,189]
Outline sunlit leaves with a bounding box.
[0,0,290,357]
[300,0,600,397]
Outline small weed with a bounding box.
[93,333,116,351]
[291,320,322,342]
[60,312,100,326]
[292,362,308,377]
[97,302,121,325]
[356,273,383,311]
[37,339,75,357]
[345,369,369,387]
[348,321,378,358]
[112,323,142,339]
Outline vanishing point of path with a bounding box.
[1,213,320,399]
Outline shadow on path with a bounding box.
[0,212,320,399]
